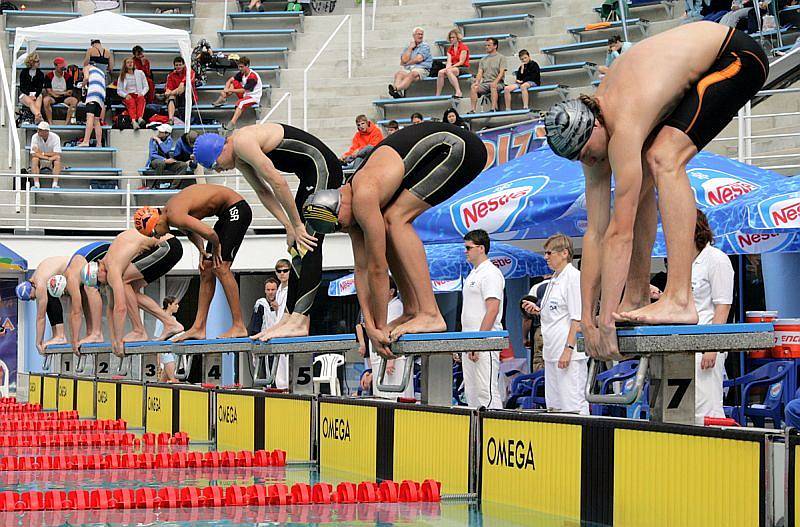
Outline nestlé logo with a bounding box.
[485,436,535,470]
[728,231,793,253]
[322,416,351,441]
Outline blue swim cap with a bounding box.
[15,281,33,301]
[193,133,226,169]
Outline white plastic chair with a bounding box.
[0,360,10,398]
[313,354,345,396]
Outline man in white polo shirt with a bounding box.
[461,229,505,409]
[691,210,734,425]
[30,121,62,189]
[537,233,587,414]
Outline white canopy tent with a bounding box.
[12,11,193,129]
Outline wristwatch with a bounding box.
[566,344,575,350]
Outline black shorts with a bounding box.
[663,27,768,150]
[207,200,252,262]
[132,236,183,284]
[361,121,487,207]
[86,101,102,116]
[46,292,63,327]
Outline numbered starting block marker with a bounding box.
[172,338,253,386]
[579,323,774,425]
[43,344,97,379]
[378,331,509,405]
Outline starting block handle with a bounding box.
[251,354,277,387]
[174,354,192,381]
[585,357,649,405]
[376,355,414,393]
[42,354,53,372]
[116,355,132,377]
[74,353,87,374]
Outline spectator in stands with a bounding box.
[461,229,505,408]
[442,107,469,130]
[154,296,180,383]
[117,57,149,129]
[388,27,433,98]
[341,114,383,165]
[171,129,199,169]
[271,259,291,389]
[211,56,263,130]
[249,277,282,336]
[385,120,399,134]
[148,123,190,186]
[469,38,507,114]
[244,0,265,11]
[132,46,155,104]
[410,112,424,124]
[435,29,470,97]
[503,49,540,111]
[43,57,78,125]
[537,233,587,414]
[164,56,197,126]
[685,0,705,19]
[29,122,62,189]
[598,35,633,75]
[78,40,111,148]
[691,209,734,425]
[19,52,46,124]
[701,0,733,21]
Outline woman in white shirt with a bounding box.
[117,57,149,129]
[691,210,734,425]
[524,233,587,414]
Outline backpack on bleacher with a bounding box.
[113,111,133,130]
[0,2,18,14]
[286,2,303,11]
[66,64,84,99]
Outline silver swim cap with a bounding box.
[544,99,596,161]
[303,189,341,234]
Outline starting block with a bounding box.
[378,331,509,405]
[172,337,254,386]
[41,344,84,377]
[580,323,774,425]
[77,342,139,381]
[122,341,174,383]
[251,334,359,393]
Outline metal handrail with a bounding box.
[259,91,292,125]
[303,15,352,130]
[223,0,229,31]
[0,31,22,199]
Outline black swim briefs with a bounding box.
[207,200,252,262]
[663,27,768,150]
[132,236,183,284]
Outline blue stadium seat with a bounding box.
[724,361,792,427]
[589,360,641,416]
[541,39,607,64]
[373,95,454,117]
[228,11,304,30]
[540,61,598,81]
[218,29,298,48]
[567,18,648,41]
[454,14,535,34]
[506,370,545,409]
[473,0,551,17]
[435,33,517,53]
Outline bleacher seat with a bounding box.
[435,33,517,53]
[541,61,598,82]
[454,14,534,35]
[123,12,194,30]
[506,370,545,409]
[724,361,792,428]
[122,0,195,11]
[21,123,112,133]
[510,82,568,99]
[431,53,488,68]
[376,117,434,127]
[217,47,290,62]
[567,18,648,41]
[228,11,305,31]
[463,108,532,123]
[7,0,75,12]
[373,95,454,118]
[541,39,607,64]
[473,0,551,17]
[2,10,79,29]
[218,29,297,48]
[593,0,676,18]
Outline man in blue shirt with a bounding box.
[389,27,433,98]
[147,123,190,189]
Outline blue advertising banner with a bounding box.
[0,280,18,392]
[477,119,546,171]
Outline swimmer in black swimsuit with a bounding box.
[302,121,488,358]
[192,123,343,340]
[542,22,768,360]
[63,241,110,353]
[132,184,252,342]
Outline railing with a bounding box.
[0,173,296,232]
[259,91,292,125]
[710,86,800,173]
[0,37,22,183]
[303,15,352,130]
[223,0,229,31]
[360,0,378,59]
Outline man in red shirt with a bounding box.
[164,56,197,126]
[211,56,263,131]
[42,57,78,124]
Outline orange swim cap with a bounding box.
[133,206,161,236]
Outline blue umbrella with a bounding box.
[414,146,787,249]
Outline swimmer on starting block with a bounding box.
[303,122,488,357]
[133,184,251,341]
[544,22,768,359]
[84,229,184,357]
[60,241,109,353]
[16,256,69,354]
[192,123,343,340]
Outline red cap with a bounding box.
[53,57,66,67]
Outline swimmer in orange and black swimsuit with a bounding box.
[542,22,768,360]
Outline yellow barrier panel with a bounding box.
[319,401,376,478]
[28,374,42,406]
[146,386,174,435]
[393,409,471,495]
[76,380,95,418]
[179,389,210,442]
[42,375,57,410]
[614,429,762,527]
[57,378,75,412]
[216,392,255,452]
[96,381,118,421]
[264,396,311,462]
[120,383,143,428]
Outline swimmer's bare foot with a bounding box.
[123,330,149,343]
[217,325,249,339]
[259,314,309,341]
[171,328,206,342]
[78,334,104,346]
[389,314,447,341]
[166,378,180,384]
[619,296,699,326]
[387,313,413,334]
[157,321,184,341]
[44,336,67,348]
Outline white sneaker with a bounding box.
[52,183,60,189]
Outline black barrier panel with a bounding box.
[480,411,768,527]
[317,397,475,495]
[788,431,799,527]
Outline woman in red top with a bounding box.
[132,46,155,104]
[435,29,470,97]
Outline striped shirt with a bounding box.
[85,65,106,106]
